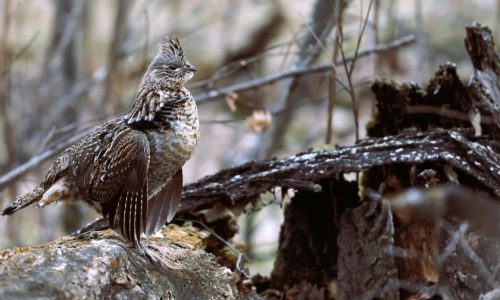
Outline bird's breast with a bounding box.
[146,108,199,189]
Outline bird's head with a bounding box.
[146,36,196,89]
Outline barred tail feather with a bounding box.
[1,187,45,216]
[145,169,182,236]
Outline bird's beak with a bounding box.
[185,63,197,72]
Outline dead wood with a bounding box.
[179,128,499,216]
[270,179,356,297]
[337,197,399,300]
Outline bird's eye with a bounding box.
[168,65,177,71]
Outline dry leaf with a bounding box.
[225,92,238,112]
[246,110,272,133]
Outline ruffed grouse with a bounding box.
[1,37,199,253]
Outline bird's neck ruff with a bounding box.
[123,86,193,126]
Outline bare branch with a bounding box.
[195,34,415,105]
[339,0,375,141]
[348,0,375,77]
[326,1,345,144]
[179,129,500,214]
[440,221,497,289]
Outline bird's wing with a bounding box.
[43,120,120,187]
[145,169,183,236]
[89,127,150,246]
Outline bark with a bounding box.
[180,128,499,216]
[337,198,399,300]
[270,179,357,295]
[465,23,500,138]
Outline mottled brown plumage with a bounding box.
[1,37,199,253]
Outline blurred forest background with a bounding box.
[0,0,498,275]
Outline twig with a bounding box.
[195,34,415,105]
[373,0,380,46]
[390,184,500,236]
[437,222,468,266]
[339,0,374,141]
[372,0,382,73]
[350,0,375,77]
[234,0,337,160]
[179,219,250,279]
[325,44,339,144]
[141,8,150,72]
[190,33,320,89]
[201,77,370,126]
[326,1,345,144]
[364,280,437,300]
[440,220,497,289]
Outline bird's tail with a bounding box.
[1,187,45,216]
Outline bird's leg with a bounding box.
[71,217,110,237]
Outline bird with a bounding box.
[1,37,199,255]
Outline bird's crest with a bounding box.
[159,36,184,59]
